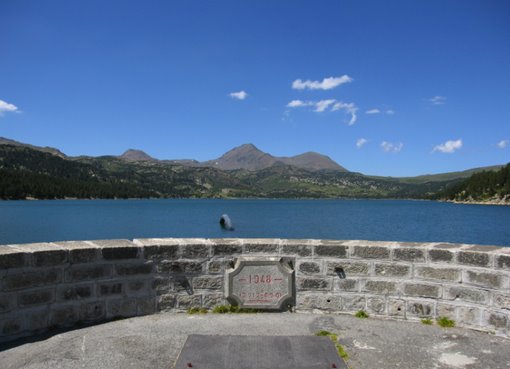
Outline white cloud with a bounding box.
[433,139,462,153]
[381,141,403,153]
[229,90,248,100]
[292,75,353,90]
[286,99,358,125]
[356,138,368,148]
[429,96,447,105]
[0,99,19,116]
[365,108,381,114]
[386,109,395,115]
[497,140,509,149]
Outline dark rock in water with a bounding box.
[219,214,234,230]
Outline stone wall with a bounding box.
[0,238,509,342]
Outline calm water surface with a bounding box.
[0,199,509,246]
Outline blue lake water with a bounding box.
[0,199,509,246]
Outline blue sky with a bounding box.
[1,0,509,176]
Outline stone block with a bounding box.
[367,297,386,314]
[1,317,23,335]
[243,240,279,254]
[334,279,358,292]
[375,263,411,277]
[363,280,397,294]
[0,294,15,313]
[297,278,331,291]
[464,270,503,288]
[107,299,138,318]
[177,294,202,309]
[181,244,210,259]
[66,264,112,282]
[298,294,342,310]
[407,300,433,318]
[98,282,123,296]
[496,254,510,270]
[152,277,171,295]
[493,293,510,310]
[13,243,67,267]
[192,276,223,290]
[208,259,234,274]
[457,251,490,267]
[137,297,156,315]
[326,261,370,276]
[203,294,225,309]
[281,241,312,257]
[57,284,93,301]
[50,305,79,327]
[126,280,147,295]
[54,241,100,264]
[158,294,177,311]
[315,242,347,258]
[388,298,406,317]
[436,303,456,320]
[158,261,203,273]
[3,269,61,291]
[393,248,425,262]
[24,307,50,331]
[484,311,508,329]
[445,286,489,304]
[18,289,55,307]
[353,246,390,259]
[342,295,366,311]
[404,283,441,298]
[115,262,153,276]
[143,244,179,260]
[298,261,321,275]
[0,247,28,269]
[428,249,454,263]
[211,239,243,256]
[80,301,105,322]
[415,266,460,282]
[92,239,139,260]
[457,306,481,326]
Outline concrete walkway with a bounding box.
[0,313,509,369]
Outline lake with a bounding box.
[0,199,509,246]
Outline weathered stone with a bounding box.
[404,283,441,298]
[1,318,23,335]
[342,295,366,311]
[203,294,225,309]
[102,247,139,260]
[158,261,203,273]
[388,298,406,317]
[143,244,179,260]
[57,284,93,301]
[211,243,242,256]
[298,262,321,275]
[428,249,454,263]
[32,249,67,267]
[493,293,510,310]
[127,280,146,293]
[407,301,433,317]
[415,266,460,282]
[367,297,386,314]
[0,247,27,269]
[364,280,397,294]
[458,251,490,267]
[54,241,100,264]
[353,246,390,259]
[25,307,50,330]
[326,261,370,276]
[298,278,331,291]
[445,286,489,304]
[152,277,171,295]
[98,282,123,296]
[457,306,481,325]
[496,254,510,270]
[315,243,347,258]
[192,276,223,290]
[281,243,312,257]
[375,263,410,277]
[208,259,234,274]
[484,311,508,328]
[3,269,61,291]
[107,299,137,318]
[465,270,503,288]
[177,294,202,309]
[298,294,342,310]
[137,297,156,315]
[79,301,105,322]
[0,294,15,313]
[66,264,112,282]
[436,303,456,320]
[18,289,54,307]
[181,244,210,259]
[244,242,279,254]
[115,262,153,276]
[335,279,358,292]
[393,248,425,262]
[50,305,78,327]
[158,294,177,311]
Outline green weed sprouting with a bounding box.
[355,310,369,319]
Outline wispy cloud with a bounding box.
[497,140,509,149]
[229,90,248,100]
[386,109,395,115]
[0,99,19,116]
[292,75,353,90]
[365,108,380,114]
[433,139,462,153]
[381,141,403,153]
[429,96,447,105]
[356,138,368,148]
[286,99,358,125]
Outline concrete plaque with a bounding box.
[226,257,295,310]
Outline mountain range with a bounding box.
[0,137,505,200]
